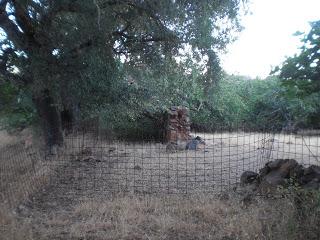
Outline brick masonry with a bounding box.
[165,106,191,143]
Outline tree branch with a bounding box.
[0,2,28,50]
[105,0,167,31]
[0,47,14,69]
[12,1,35,34]
[68,38,94,57]
[41,0,82,29]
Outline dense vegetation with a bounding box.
[0,1,319,143]
[273,20,320,129]
[0,0,245,145]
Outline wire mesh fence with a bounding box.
[0,143,49,209]
[0,125,319,209]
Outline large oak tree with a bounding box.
[0,0,246,147]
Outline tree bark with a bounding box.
[61,103,81,134]
[34,90,64,149]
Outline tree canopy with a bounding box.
[0,0,245,88]
[0,0,246,146]
[271,20,320,128]
[273,20,320,96]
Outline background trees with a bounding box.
[0,1,319,144]
[273,20,320,128]
[0,0,246,146]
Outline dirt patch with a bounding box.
[0,130,20,148]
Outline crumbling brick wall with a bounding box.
[165,106,191,143]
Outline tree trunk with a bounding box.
[60,103,81,134]
[34,90,64,149]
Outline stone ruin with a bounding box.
[165,106,191,143]
[165,106,205,152]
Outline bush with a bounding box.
[0,83,36,130]
[278,184,320,240]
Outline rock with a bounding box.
[260,159,298,187]
[241,159,320,194]
[134,165,142,170]
[290,164,304,180]
[277,159,298,177]
[186,136,205,150]
[267,159,286,170]
[258,179,279,195]
[262,171,287,186]
[240,171,259,185]
[303,179,320,190]
[259,164,271,177]
[300,165,320,184]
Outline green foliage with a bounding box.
[1,1,318,136]
[272,20,320,128]
[93,67,319,136]
[274,20,320,95]
[189,74,319,131]
[0,0,247,137]
[0,0,245,97]
[0,82,35,129]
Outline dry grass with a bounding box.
[1,193,297,240]
[0,141,54,210]
[0,130,19,147]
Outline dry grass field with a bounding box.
[1,193,299,240]
[0,129,320,239]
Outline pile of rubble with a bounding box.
[241,159,320,193]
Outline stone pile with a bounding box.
[165,106,191,143]
[241,159,320,193]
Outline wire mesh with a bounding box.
[0,126,319,209]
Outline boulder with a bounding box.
[260,159,298,188]
[267,159,287,170]
[277,159,299,177]
[241,159,320,193]
[240,171,259,185]
[303,179,320,190]
[265,159,298,172]
[290,164,304,180]
[300,165,320,184]
[262,170,287,186]
[259,164,271,177]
